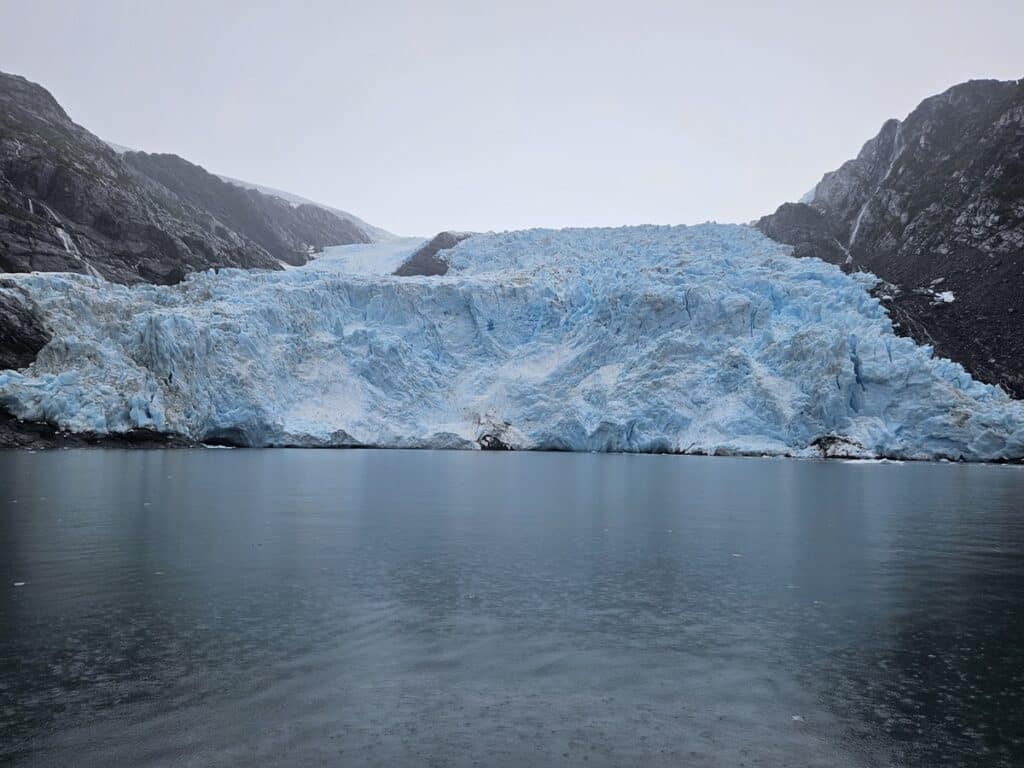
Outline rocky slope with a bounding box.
[394,231,474,276]
[123,151,369,267]
[0,71,375,285]
[758,78,1024,397]
[214,173,394,243]
[0,279,48,370]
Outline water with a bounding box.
[1,450,1023,767]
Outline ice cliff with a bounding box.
[2,224,1023,460]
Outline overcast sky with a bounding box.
[1,0,1022,236]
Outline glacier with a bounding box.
[1,223,1023,461]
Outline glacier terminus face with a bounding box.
[2,224,1023,460]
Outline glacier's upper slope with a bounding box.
[2,224,1023,460]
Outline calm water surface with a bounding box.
[1,450,1023,766]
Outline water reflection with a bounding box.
[1,450,1022,766]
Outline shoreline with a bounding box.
[3,414,1021,465]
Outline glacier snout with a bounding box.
[1,224,1023,461]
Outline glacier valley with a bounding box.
[2,224,1023,461]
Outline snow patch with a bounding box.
[315,237,426,276]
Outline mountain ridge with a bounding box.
[0,69,383,285]
[104,139,397,243]
[758,77,1024,396]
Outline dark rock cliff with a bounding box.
[0,70,373,285]
[0,280,49,370]
[758,79,1024,397]
[2,72,271,284]
[123,152,369,267]
[394,231,474,276]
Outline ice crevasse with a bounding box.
[2,224,1023,460]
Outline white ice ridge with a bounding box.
[2,224,1023,460]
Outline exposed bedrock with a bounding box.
[758,79,1024,397]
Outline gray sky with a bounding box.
[1,0,1022,236]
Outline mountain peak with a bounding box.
[759,77,1024,397]
[0,69,385,284]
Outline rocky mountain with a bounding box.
[393,231,474,276]
[0,279,48,370]
[213,173,394,243]
[122,151,369,267]
[758,78,1024,397]
[0,70,376,286]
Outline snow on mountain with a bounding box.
[1,224,1022,460]
[798,184,817,204]
[215,174,397,243]
[103,140,133,154]
[105,139,395,243]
